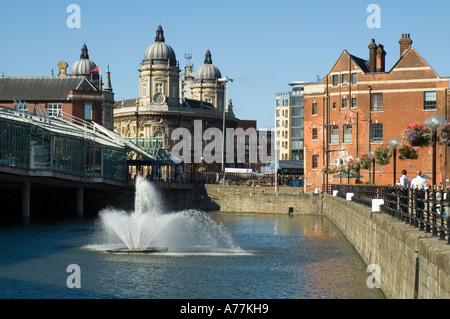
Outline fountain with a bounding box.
[92,176,237,254]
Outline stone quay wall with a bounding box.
[323,194,450,299]
[213,186,450,299]
[211,185,320,215]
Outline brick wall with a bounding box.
[303,35,450,192]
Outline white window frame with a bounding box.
[47,103,62,118]
[156,83,163,94]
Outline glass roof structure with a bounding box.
[0,101,163,183]
[126,137,182,166]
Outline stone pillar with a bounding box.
[21,182,31,223]
[76,187,84,218]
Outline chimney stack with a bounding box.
[368,39,377,73]
[399,33,412,57]
[376,44,386,72]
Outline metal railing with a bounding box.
[327,184,450,245]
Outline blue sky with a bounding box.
[1,0,450,129]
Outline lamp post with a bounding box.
[388,137,402,185]
[274,117,279,193]
[424,114,446,187]
[368,150,376,184]
[218,77,233,173]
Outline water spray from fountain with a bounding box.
[92,176,239,254]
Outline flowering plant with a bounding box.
[344,159,359,172]
[374,145,392,166]
[359,153,371,169]
[438,123,450,146]
[335,164,344,173]
[401,123,431,147]
[321,166,336,174]
[398,144,418,160]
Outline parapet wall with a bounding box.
[215,187,450,299]
[323,194,450,299]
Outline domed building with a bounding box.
[143,25,177,66]
[137,25,181,110]
[70,44,100,82]
[114,25,239,180]
[0,43,115,131]
[191,50,225,112]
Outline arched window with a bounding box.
[343,124,352,144]
[312,102,318,115]
[154,131,163,140]
[330,125,339,144]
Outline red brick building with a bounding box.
[303,34,450,192]
[0,45,115,130]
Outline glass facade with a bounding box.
[0,121,31,169]
[275,82,305,162]
[0,118,127,182]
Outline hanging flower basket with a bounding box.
[438,123,450,146]
[344,159,359,172]
[401,123,431,147]
[321,166,337,174]
[335,164,344,173]
[374,145,392,166]
[398,144,418,160]
[359,153,371,170]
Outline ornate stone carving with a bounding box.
[57,61,68,77]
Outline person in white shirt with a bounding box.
[411,171,428,189]
[398,169,411,187]
[411,171,427,214]
[397,170,411,217]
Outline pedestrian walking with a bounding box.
[398,169,411,187]
[411,170,428,220]
[411,170,427,189]
[397,169,411,217]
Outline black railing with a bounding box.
[327,184,450,245]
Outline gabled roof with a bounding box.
[349,54,370,73]
[0,76,98,101]
[328,50,370,75]
[75,77,99,91]
[388,46,441,77]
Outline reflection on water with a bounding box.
[0,212,385,299]
[211,213,384,299]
